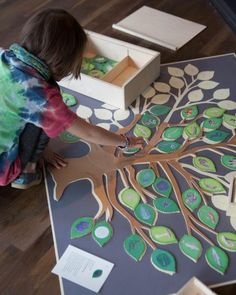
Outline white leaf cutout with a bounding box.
[94,109,113,120]
[197,71,214,80]
[184,64,199,76]
[113,109,130,121]
[188,89,204,102]
[225,171,236,183]
[142,86,156,98]
[211,195,229,211]
[76,105,93,119]
[213,89,230,100]
[169,77,184,89]
[96,123,111,130]
[168,67,184,77]
[218,100,236,110]
[151,94,170,105]
[154,82,171,93]
[198,81,219,90]
[101,103,118,110]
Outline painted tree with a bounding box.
[51,63,236,275]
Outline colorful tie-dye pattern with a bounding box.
[0,45,77,185]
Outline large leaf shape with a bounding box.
[221,155,236,170]
[201,117,222,132]
[205,246,229,275]
[141,112,160,128]
[188,89,204,102]
[179,234,202,262]
[92,221,113,247]
[152,177,172,197]
[193,156,216,172]
[151,249,176,275]
[133,124,152,139]
[198,205,219,229]
[150,226,177,244]
[217,232,236,252]
[218,100,236,110]
[61,92,77,107]
[181,105,199,120]
[213,88,230,100]
[118,188,140,210]
[199,178,226,193]
[182,188,202,211]
[59,131,80,143]
[198,81,219,89]
[149,104,171,116]
[136,168,156,188]
[71,217,93,239]
[94,109,112,120]
[162,126,184,141]
[223,114,236,129]
[203,107,225,118]
[76,105,93,119]
[183,122,201,140]
[113,109,130,121]
[151,94,170,105]
[156,141,181,153]
[153,198,180,213]
[197,71,214,80]
[124,234,146,261]
[203,130,230,144]
[134,203,157,226]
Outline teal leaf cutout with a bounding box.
[162,126,184,141]
[151,249,176,275]
[203,107,225,118]
[59,131,80,143]
[149,104,171,116]
[205,246,229,275]
[92,221,113,247]
[204,130,230,144]
[156,141,181,153]
[141,112,160,128]
[217,232,236,252]
[133,124,152,139]
[223,114,236,129]
[152,177,172,197]
[193,156,216,172]
[118,188,141,210]
[181,105,198,120]
[134,203,157,226]
[182,188,202,211]
[61,92,77,107]
[221,155,236,170]
[179,234,203,262]
[201,117,222,132]
[199,178,226,193]
[92,269,103,278]
[198,205,219,229]
[124,234,146,261]
[136,168,156,188]
[71,217,93,239]
[153,198,180,213]
[123,147,140,155]
[183,122,201,140]
[150,226,177,244]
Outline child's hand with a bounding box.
[127,136,145,149]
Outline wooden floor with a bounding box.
[0,0,236,294]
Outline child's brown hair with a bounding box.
[20,8,87,80]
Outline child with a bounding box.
[0,9,144,189]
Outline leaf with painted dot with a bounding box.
[205,246,228,275]
[181,105,198,120]
[134,203,157,226]
[141,112,160,128]
[71,217,93,239]
[221,155,236,170]
[136,168,156,188]
[199,178,226,193]
[153,198,180,213]
[92,220,113,247]
[152,177,172,197]
[201,117,222,132]
[124,234,146,261]
[150,226,178,245]
[203,107,225,118]
[133,124,152,139]
[149,104,171,117]
[182,188,202,211]
[217,232,236,252]
[183,122,201,140]
[61,92,77,107]
[223,114,236,129]
[203,130,230,144]
[198,205,219,229]
[118,188,141,210]
[193,156,216,172]
[156,141,181,153]
[151,249,176,275]
[162,126,184,141]
[179,234,202,262]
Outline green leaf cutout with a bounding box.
[141,112,160,128]
[203,107,225,118]
[71,217,93,239]
[61,92,77,107]
[153,198,180,213]
[152,177,172,197]
[59,131,80,143]
[201,117,222,132]
[150,226,178,245]
[199,178,226,193]
[118,188,141,210]
[179,234,203,262]
[134,203,157,226]
[217,232,236,252]
[151,249,176,275]
[149,104,171,117]
[162,126,184,141]
[181,105,198,120]
[133,124,152,139]
[193,156,216,172]
[156,141,181,153]
[183,122,201,140]
[123,147,140,155]
[182,188,202,211]
[204,130,230,144]
[221,155,236,170]
[92,269,103,278]
[205,246,229,275]
[124,234,146,261]
[136,168,156,188]
[198,205,219,229]
[92,221,113,247]
[223,114,236,129]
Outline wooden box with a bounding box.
[59,30,160,109]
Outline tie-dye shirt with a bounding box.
[0,44,77,185]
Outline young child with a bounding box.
[0,9,144,189]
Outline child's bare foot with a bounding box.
[43,149,67,169]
